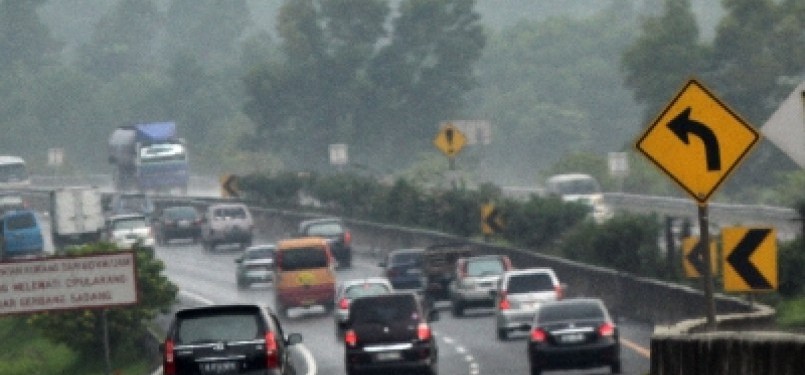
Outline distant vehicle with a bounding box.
[379,248,425,290]
[420,242,474,303]
[527,298,621,374]
[344,291,439,375]
[200,203,254,251]
[0,193,26,216]
[334,277,393,335]
[545,173,612,223]
[273,237,336,317]
[49,186,104,252]
[0,155,30,189]
[296,217,352,268]
[0,209,44,260]
[160,303,303,375]
[108,192,155,219]
[235,244,276,289]
[449,254,512,316]
[108,122,189,194]
[103,213,155,251]
[154,205,202,245]
[493,267,564,340]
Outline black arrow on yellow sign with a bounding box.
[221,174,239,198]
[686,238,707,277]
[668,107,721,171]
[726,228,773,289]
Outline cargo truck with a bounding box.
[108,122,189,194]
[49,186,104,252]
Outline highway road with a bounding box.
[153,233,653,375]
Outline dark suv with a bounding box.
[296,217,352,268]
[344,292,439,375]
[161,304,303,375]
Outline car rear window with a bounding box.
[177,311,261,344]
[112,217,147,230]
[304,222,343,236]
[247,248,275,259]
[345,283,391,298]
[279,247,328,270]
[164,207,197,219]
[5,212,36,230]
[507,273,555,294]
[538,302,604,322]
[350,295,419,323]
[467,259,505,277]
[214,207,247,219]
[391,251,421,265]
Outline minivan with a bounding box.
[1,209,45,260]
[273,237,336,317]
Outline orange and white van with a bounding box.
[274,236,336,317]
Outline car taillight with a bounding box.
[163,340,176,375]
[555,285,564,300]
[598,322,615,337]
[338,298,350,310]
[345,329,357,347]
[498,291,510,310]
[265,331,279,368]
[503,256,513,270]
[343,230,351,246]
[530,328,547,343]
[417,322,432,341]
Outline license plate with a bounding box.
[200,361,238,374]
[301,299,315,306]
[559,333,585,343]
[375,351,402,361]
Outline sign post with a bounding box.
[635,78,760,329]
[433,123,467,189]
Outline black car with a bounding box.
[379,248,424,290]
[296,217,352,268]
[343,292,439,375]
[527,298,621,375]
[161,304,303,375]
[154,205,202,244]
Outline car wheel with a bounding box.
[497,327,508,341]
[611,359,622,374]
[530,365,542,375]
[451,299,464,317]
[425,363,439,375]
[345,366,360,375]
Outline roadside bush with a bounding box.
[779,237,805,297]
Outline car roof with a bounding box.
[277,236,329,249]
[390,248,424,254]
[174,303,271,318]
[340,277,392,287]
[108,213,148,220]
[503,267,556,276]
[245,244,276,251]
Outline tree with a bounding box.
[0,0,59,73]
[243,0,485,171]
[27,243,178,358]
[621,0,707,123]
[77,0,162,80]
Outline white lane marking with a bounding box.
[436,331,480,375]
[164,289,317,375]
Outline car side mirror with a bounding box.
[287,333,303,345]
[428,309,440,322]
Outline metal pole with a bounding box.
[103,309,112,375]
[699,204,717,329]
[449,157,457,190]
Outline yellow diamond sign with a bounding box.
[433,123,467,158]
[636,79,760,203]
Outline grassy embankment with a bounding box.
[0,316,151,375]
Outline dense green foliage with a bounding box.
[26,243,177,359]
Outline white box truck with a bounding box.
[49,186,104,252]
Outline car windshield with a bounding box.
[345,283,391,299]
[112,217,148,230]
[177,312,260,344]
[304,222,343,236]
[6,212,36,230]
[246,248,274,259]
[538,302,605,322]
[467,259,505,277]
[391,251,421,265]
[351,296,419,324]
[508,273,555,294]
[279,247,328,270]
[164,207,197,219]
[116,195,152,212]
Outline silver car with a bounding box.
[200,203,254,250]
[103,213,155,250]
[334,277,393,335]
[449,255,512,316]
[235,244,275,289]
[493,268,563,340]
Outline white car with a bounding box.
[103,213,155,250]
[493,268,564,340]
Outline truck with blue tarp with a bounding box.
[108,122,189,194]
